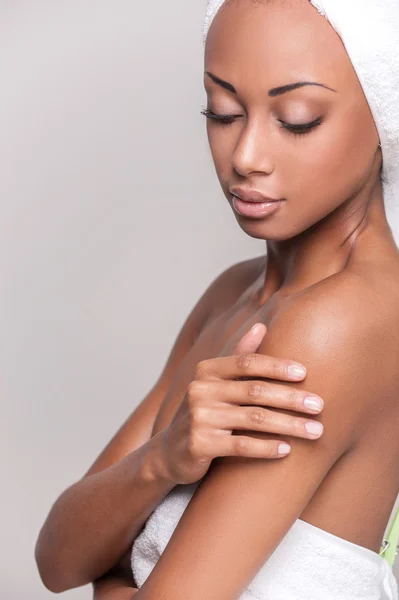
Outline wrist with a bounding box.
[138,429,177,488]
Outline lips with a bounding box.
[230,188,282,203]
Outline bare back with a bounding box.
[151,238,399,556]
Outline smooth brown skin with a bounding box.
[38,1,399,598]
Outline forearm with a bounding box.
[35,430,176,593]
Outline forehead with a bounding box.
[204,0,356,93]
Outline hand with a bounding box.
[159,323,325,485]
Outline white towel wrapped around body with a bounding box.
[131,481,398,599]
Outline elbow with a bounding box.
[35,552,59,593]
[34,539,64,593]
[34,483,91,593]
[34,533,81,594]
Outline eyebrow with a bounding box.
[204,71,337,96]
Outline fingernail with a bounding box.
[251,323,262,334]
[305,421,323,436]
[278,443,291,455]
[287,364,306,378]
[303,396,323,412]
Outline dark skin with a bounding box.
[94,0,399,597]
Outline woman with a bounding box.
[36,0,399,598]
[128,0,399,597]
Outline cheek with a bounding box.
[207,125,237,183]
[283,111,373,203]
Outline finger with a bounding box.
[211,405,324,439]
[203,404,324,442]
[199,378,323,414]
[196,352,307,382]
[232,323,267,356]
[217,435,291,459]
[231,323,306,380]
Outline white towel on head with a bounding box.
[203,0,399,247]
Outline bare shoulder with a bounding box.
[212,254,266,294]
[249,259,399,457]
[269,258,399,414]
[203,253,266,321]
[281,253,399,335]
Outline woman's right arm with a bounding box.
[34,260,255,594]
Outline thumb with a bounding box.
[232,323,267,355]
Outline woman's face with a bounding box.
[203,0,381,241]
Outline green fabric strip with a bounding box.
[380,506,399,567]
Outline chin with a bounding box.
[235,219,297,242]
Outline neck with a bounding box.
[257,170,393,304]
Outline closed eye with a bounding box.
[278,117,322,136]
[201,108,322,136]
[200,108,242,125]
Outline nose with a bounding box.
[232,118,274,177]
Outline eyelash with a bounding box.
[200,108,322,137]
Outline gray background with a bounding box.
[1,2,397,599]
